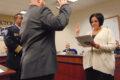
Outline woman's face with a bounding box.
[91,16,100,29]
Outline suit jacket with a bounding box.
[4,24,22,70]
[20,4,71,79]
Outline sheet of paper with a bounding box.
[75,35,93,47]
[0,69,4,73]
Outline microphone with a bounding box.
[91,27,94,36]
[91,27,95,52]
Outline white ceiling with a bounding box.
[0,0,109,16]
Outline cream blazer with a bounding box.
[83,27,116,75]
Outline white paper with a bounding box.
[75,35,93,47]
[0,69,4,73]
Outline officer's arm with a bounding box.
[4,29,22,54]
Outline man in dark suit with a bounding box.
[20,0,71,80]
[4,13,23,80]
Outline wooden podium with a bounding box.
[114,55,120,80]
[55,55,120,80]
[55,55,85,80]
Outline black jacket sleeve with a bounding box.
[4,28,22,53]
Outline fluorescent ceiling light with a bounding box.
[68,0,78,2]
[20,11,27,14]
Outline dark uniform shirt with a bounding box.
[4,24,22,80]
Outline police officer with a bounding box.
[4,13,23,80]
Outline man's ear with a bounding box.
[37,0,41,3]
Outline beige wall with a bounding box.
[55,0,120,54]
[0,0,120,54]
[0,14,13,27]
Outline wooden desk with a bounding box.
[0,56,6,66]
[0,65,16,80]
[55,55,120,80]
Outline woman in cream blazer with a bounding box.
[76,13,116,80]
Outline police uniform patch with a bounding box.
[0,28,8,36]
[14,33,19,36]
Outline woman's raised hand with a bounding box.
[76,23,80,36]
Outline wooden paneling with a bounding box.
[0,55,120,80]
[57,55,83,64]
[55,55,120,80]
[115,55,120,80]
[0,56,6,66]
[55,55,85,80]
